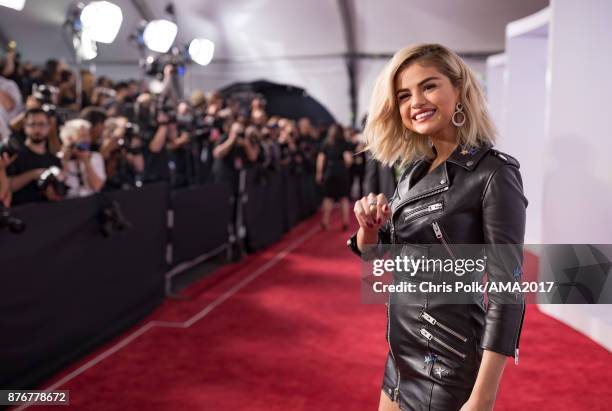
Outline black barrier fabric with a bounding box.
[0,184,168,390]
[171,183,232,265]
[280,169,300,232]
[244,169,319,252]
[244,171,284,251]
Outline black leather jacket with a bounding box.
[348,142,527,395]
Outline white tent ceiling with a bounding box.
[0,0,548,123]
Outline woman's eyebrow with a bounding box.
[396,76,441,94]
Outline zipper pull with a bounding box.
[428,203,443,212]
[420,328,433,340]
[432,221,443,239]
[421,312,437,326]
[393,387,400,402]
[514,348,519,365]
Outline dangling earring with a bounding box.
[452,102,466,127]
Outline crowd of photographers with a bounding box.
[0,47,367,212]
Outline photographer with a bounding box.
[212,121,259,190]
[79,106,107,151]
[10,86,62,154]
[59,119,106,198]
[6,108,63,205]
[99,116,144,190]
[0,70,22,126]
[146,108,190,185]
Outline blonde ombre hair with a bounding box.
[364,43,496,167]
[60,118,91,146]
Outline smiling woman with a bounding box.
[364,44,496,169]
[348,44,528,411]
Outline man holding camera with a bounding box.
[146,109,190,185]
[6,108,63,206]
[99,116,144,190]
[212,121,260,190]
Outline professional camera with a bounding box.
[156,98,177,125]
[0,138,21,157]
[68,141,91,160]
[98,200,131,237]
[0,204,25,234]
[32,84,59,115]
[118,122,141,152]
[144,50,186,79]
[37,166,69,198]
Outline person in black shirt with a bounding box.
[146,110,190,186]
[212,121,259,192]
[316,124,352,230]
[347,127,367,200]
[79,106,107,151]
[6,108,62,206]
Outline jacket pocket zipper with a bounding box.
[390,186,449,243]
[403,202,443,223]
[431,221,457,260]
[386,302,401,401]
[421,311,468,343]
[420,328,467,360]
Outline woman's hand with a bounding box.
[354,192,391,233]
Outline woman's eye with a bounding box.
[424,84,436,91]
[398,94,410,101]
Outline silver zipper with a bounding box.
[420,328,467,360]
[514,302,526,365]
[386,302,401,401]
[421,311,468,343]
[404,202,443,222]
[390,186,449,244]
[431,221,457,260]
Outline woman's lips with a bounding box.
[412,109,437,123]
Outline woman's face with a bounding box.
[75,127,91,144]
[394,62,459,139]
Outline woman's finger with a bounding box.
[376,193,388,224]
[360,196,376,227]
[354,200,371,229]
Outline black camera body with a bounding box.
[156,98,177,125]
[37,166,69,198]
[32,84,58,116]
[0,138,21,158]
[0,204,25,234]
[118,122,142,153]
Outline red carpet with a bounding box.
[21,212,611,410]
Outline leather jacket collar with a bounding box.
[393,142,493,212]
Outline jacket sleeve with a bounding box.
[480,163,528,362]
[347,219,391,260]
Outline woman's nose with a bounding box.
[411,91,426,108]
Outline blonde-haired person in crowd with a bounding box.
[347,44,527,411]
[59,118,106,198]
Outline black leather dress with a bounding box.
[347,142,527,411]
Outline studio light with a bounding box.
[80,1,123,44]
[0,0,25,11]
[188,38,215,66]
[143,19,177,53]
